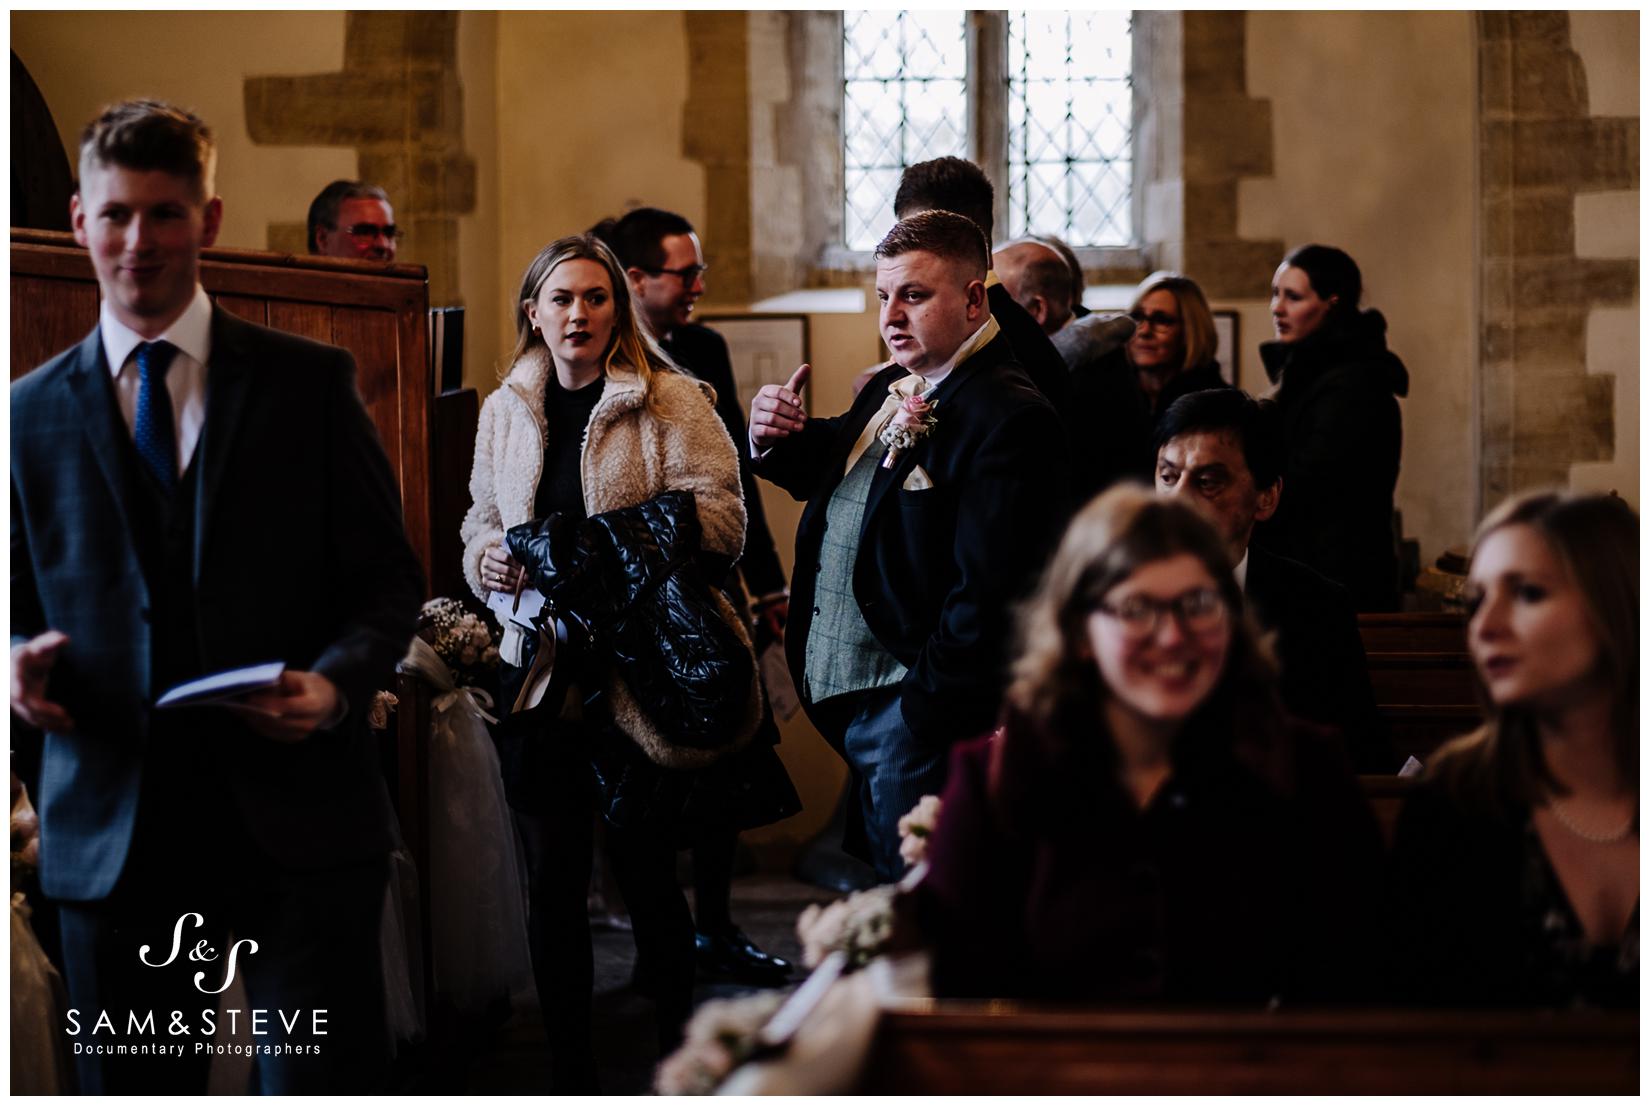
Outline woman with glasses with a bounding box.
[1069,271,1228,499]
[1252,244,1409,611]
[1385,491,1637,1008]
[917,487,1382,1002]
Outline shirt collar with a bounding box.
[103,285,213,377]
[1234,549,1250,591]
[914,314,1001,393]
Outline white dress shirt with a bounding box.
[100,285,213,474]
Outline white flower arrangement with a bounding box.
[795,884,898,970]
[417,597,500,679]
[654,990,786,1095]
[897,793,942,869]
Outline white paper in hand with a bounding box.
[156,662,286,709]
[485,585,546,631]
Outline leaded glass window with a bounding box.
[842,10,969,251]
[1005,10,1133,246]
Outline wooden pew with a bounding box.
[1358,612,1480,765]
[858,1003,1638,1094]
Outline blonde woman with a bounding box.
[461,233,752,1091]
[1386,491,1637,1008]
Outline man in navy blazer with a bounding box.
[750,211,1072,879]
[10,100,422,1093]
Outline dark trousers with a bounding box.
[840,684,949,882]
[513,753,694,1093]
[56,782,390,1095]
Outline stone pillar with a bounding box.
[1137,12,1282,298]
[244,12,477,306]
[1478,12,1638,505]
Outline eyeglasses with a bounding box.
[643,264,708,283]
[1129,310,1181,331]
[1094,587,1227,636]
[340,223,402,241]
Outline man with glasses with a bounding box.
[307,179,400,262]
[593,207,801,987]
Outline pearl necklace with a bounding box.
[1547,799,1638,845]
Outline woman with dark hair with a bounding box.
[1253,244,1409,611]
[1064,270,1229,498]
[917,487,1382,1003]
[1385,491,1638,1008]
[461,233,757,1090]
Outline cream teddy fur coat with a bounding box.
[460,346,761,768]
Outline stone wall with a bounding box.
[245,12,477,309]
[1479,12,1639,508]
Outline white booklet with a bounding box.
[485,584,547,631]
[155,661,286,709]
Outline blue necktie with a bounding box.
[133,341,180,493]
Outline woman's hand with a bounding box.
[482,543,526,595]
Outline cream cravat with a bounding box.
[842,374,928,475]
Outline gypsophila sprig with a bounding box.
[417,597,500,685]
[654,990,785,1094]
[795,884,897,970]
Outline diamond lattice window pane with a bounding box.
[842,10,967,251]
[1006,10,1133,247]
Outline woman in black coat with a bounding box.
[1252,244,1409,612]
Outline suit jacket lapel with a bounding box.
[64,328,143,542]
[194,307,256,583]
[861,337,1001,527]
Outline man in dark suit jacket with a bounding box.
[892,157,1077,439]
[10,101,422,1094]
[750,211,1072,879]
[1152,388,1393,772]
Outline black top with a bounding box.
[1384,775,1638,1009]
[920,715,1383,1004]
[535,372,605,521]
[660,323,787,598]
[1253,310,1409,612]
[1245,547,1393,773]
[1070,347,1231,501]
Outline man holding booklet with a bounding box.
[9,100,422,1093]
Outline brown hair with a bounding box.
[1431,490,1639,811]
[875,209,989,279]
[994,486,1286,829]
[1130,270,1219,377]
[506,233,677,415]
[78,100,215,200]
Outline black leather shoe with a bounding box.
[695,926,794,984]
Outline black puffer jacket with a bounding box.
[1253,310,1409,612]
[507,489,755,753]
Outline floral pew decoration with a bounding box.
[654,793,944,1094]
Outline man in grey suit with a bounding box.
[10,100,422,1094]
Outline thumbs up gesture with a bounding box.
[750,363,811,448]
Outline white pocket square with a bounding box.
[902,465,934,491]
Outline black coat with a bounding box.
[1253,311,1409,612]
[661,324,787,598]
[988,281,1077,445]
[1245,547,1393,773]
[755,332,1073,748]
[1069,345,1231,502]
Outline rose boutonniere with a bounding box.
[879,392,937,469]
